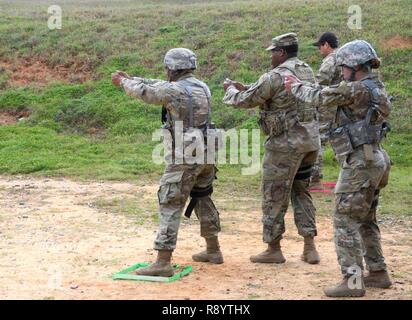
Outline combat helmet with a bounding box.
[164,48,197,71]
[336,40,380,68]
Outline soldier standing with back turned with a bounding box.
[285,40,392,297]
[112,48,223,277]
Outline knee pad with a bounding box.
[294,165,313,181]
[184,185,213,218]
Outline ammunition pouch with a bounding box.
[258,111,287,137]
[329,121,389,158]
[329,126,354,157]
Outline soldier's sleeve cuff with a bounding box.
[226,84,238,93]
[290,83,303,96]
[120,77,130,88]
[222,86,239,105]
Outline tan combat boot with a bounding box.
[192,236,224,264]
[135,250,174,277]
[250,240,286,263]
[364,270,392,288]
[301,236,320,264]
[324,276,366,297]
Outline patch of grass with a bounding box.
[247,293,261,300]
[91,197,158,224]
[0,124,162,179]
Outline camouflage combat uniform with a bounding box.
[223,33,320,244]
[312,50,343,182]
[121,51,220,251]
[291,71,391,276]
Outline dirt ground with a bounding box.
[0,175,411,300]
[0,58,91,87]
[380,35,412,51]
[0,108,31,125]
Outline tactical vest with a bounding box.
[259,58,317,137]
[329,78,391,158]
[163,77,212,134]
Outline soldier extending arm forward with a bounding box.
[223,33,321,266]
[285,40,392,297]
[112,48,223,277]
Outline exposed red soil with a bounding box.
[380,35,412,51]
[0,108,32,125]
[0,58,91,88]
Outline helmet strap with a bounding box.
[349,67,357,82]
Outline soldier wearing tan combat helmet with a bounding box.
[112,48,223,277]
[285,40,392,297]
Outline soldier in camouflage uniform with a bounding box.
[223,33,321,265]
[112,48,223,277]
[285,40,392,297]
[311,32,343,184]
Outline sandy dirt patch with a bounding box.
[0,175,410,300]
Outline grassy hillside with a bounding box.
[0,0,411,215]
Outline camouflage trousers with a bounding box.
[261,149,318,243]
[154,163,220,251]
[334,146,391,276]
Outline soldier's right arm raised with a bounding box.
[121,77,170,105]
[223,73,280,108]
[291,81,356,108]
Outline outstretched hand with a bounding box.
[111,70,131,87]
[223,78,247,92]
[284,74,301,93]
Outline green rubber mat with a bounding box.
[112,262,192,283]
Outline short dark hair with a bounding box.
[313,32,339,49]
[321,39,338,49]
[275,43,299,57]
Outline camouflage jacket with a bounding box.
[316,51,342,126]
[121,73,213,163]
[121,73,211,133]
[316,51,342,86]
[223,57,320,153]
